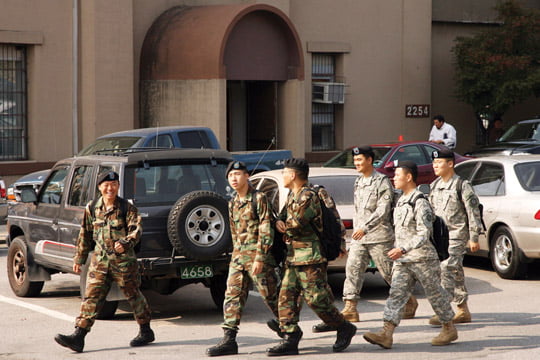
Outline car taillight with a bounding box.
[342,219,353,229]
[0,188,5,199]
[535,210,540,220]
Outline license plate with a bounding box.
[180,264,213,279]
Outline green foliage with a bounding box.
[453,0,540,116]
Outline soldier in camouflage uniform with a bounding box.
[55,171,153,353]
[266,158,356,356]
[428,149,483,325]
[206,161,280,357]
[363,161,457,349]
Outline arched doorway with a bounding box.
[139,4,304,151]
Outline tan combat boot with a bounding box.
[402,295,418,319]
[431,321,458,346]
[341,300,360,322]
[453,302,472,323]
[363,321,396,349]
[428,314,441,326]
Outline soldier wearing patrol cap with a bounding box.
[266,158,356,356]
[363,160,457,349]
[207,161,280,357]
[428,148,483,326]
[55,171,154,353]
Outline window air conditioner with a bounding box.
[312,82,345,104]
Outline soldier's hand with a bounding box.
[469,240,480,253]
[352,229,365,240]
[114,241,125,254]
[387,248,403,260]
[73,263,81,274]
[252,261,263,275]
[276,220,286,233]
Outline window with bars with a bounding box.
[312,54,335,151]
[0,44,27,160]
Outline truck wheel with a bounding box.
[168,191,231,260]
[209,274,227,309]
[7,236,44,297]
[79,257,119,320]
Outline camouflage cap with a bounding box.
[226,161,248,176]
[432,148,454,160]
[97,171,119,185]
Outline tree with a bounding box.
[452,0,540,143]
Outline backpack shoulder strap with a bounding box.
[250,189,260,220]
[89,197,99,220]
[407,192,425,209]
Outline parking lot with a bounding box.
[2,223,540,360]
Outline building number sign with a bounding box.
[405,104,430,118]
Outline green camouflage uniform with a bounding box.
[278,184,345,333]
[343,171,394,301]
[74,197,151,330]
[383,189,454,326]
[429,174,483,305]
[222,188,279,331]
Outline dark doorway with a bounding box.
[227,80,277,151]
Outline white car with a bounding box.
[250,167,374,272]
[455,155,540,279]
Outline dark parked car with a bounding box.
[467,118,540,157]
[7,148,233,317]
[323,141,468,184]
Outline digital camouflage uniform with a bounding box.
[278,184,345,333]
[429,174,483,305]
[383,189,454,326]
[73,197,151,330]
[343,171,394,301]
[222,187,279,331]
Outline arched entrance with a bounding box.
[140,4,304,152]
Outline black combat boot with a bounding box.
[54,327,88,353]
[266,319,284,338]
[333,321,357,352]
[312,322,338,333]
[130,323,155,347]
[266,330,303,357]
[206,328,238,357]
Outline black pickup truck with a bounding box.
[7,148,233,318]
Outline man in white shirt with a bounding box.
[429,115,457,150]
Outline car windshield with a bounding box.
[309,175,356,205]
[323,147,392,168]
[78,136,142,155]
[124,162,229,206]
[514,162,540,191]
[498,122,540,142]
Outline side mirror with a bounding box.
[384,161,397,170]
[417,183,430,195]
[20,188,38,203]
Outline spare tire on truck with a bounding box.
[167,191,231,261]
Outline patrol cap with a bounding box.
[284,158,309,175]
[396,160,418,181]
[226,161,248,176]
[97,171,119,185]
[351,145,375,159]
[432,148,454,160]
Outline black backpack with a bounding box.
[308,185,345,262]
[249,191,287,266]
[408,193,449,261]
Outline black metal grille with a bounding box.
[312,54,335,151]
[0,44,27,160]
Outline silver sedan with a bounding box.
[455,155,540,279]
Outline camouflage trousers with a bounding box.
[383,260,454,326]
[343,241,393,301]
[279,263,344,333]
[75,255,151,330]
[440,243,468,305]
[222,263,279,331]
